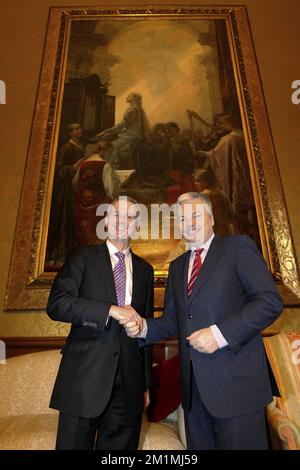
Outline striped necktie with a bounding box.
[113,252,126,306]
[187,248,204,296]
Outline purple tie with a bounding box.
[113,252,126,306]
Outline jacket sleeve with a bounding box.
[46,248,112,330]
[143,265,154,390]
[143,262,178,346]
[217,235,283,351]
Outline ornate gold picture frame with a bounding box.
[4,4,300,311]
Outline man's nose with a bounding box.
[184,221,193,230]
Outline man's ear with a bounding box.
[211,215,215,227]
[133,213,141,233]
[136,221,141,232]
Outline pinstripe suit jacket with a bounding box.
[144,234,283,418]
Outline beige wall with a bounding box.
[0,0,299,336]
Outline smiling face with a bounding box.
[177,198,214,245]
[106,199,139,242]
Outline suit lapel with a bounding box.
[182,250,190,309]
[95,243,144,307]
[188,234,225,303]
[95,242,117,304]
[168,250,190,309]
[131,251,143,307]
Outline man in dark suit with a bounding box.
[47,196,153,450]
[119,192,283,450]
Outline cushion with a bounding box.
[0,350,61,417]
[147,354,181,422]
[139,415,185,450]
[0,414,58,450]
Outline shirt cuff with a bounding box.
[210,324,228,349]
[137,318,148,338]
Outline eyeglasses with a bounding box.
[177,212,208,223]
[107,212,139,221]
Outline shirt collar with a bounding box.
[106,239,131,258]
[189,232,215,255]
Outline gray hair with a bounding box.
[176,192,213,216]
[110,195,139,208]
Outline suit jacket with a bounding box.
[47,242,154,418]
[144,234,283,419]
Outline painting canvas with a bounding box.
[45,17,258,273]
[4,6,300,311]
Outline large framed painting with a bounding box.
[4,4,300,311]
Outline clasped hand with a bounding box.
[187,327,218,354]
[110,308,218,353]
[109,305,143,337]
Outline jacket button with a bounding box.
[188,314,193,319]
[113,351,119,357]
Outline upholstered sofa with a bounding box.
[264,333,300,450]
[3,334,299,451]
[0,349,186,450]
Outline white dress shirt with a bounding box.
[188,232,215,280]
[106,239,133,305]
[187,233,228,348]
[139,233,228,349]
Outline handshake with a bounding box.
[108,306,219,353]
[109,305,145,338]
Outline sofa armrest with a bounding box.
[266,399,300,450]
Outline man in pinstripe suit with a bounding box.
[118,192,283,450]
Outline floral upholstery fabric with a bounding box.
[0,349,185,450]
[264,333,300,450]
[0,350,61,417]
[0,414,58,450]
